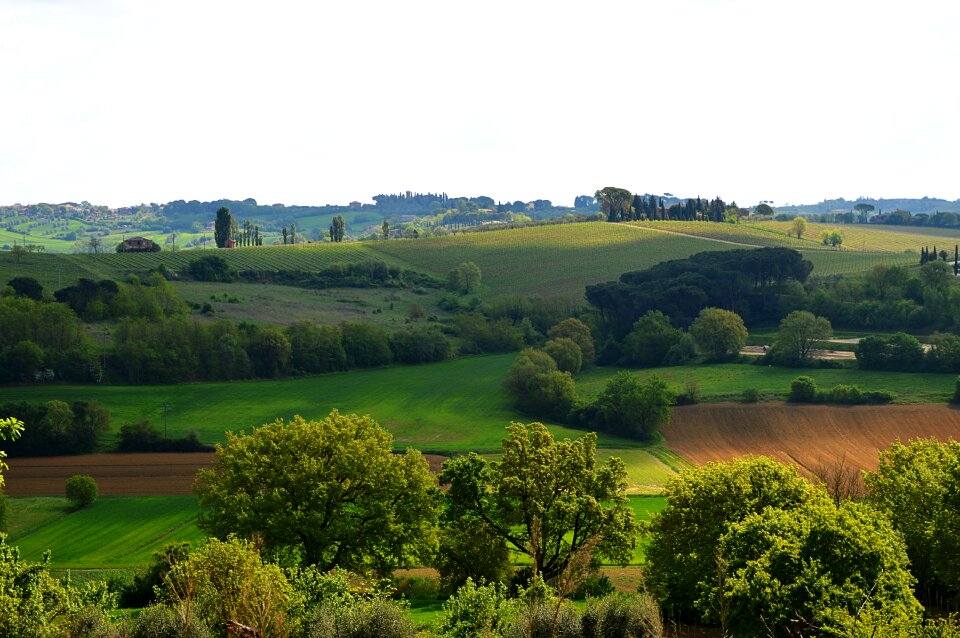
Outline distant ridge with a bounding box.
[779,197,960,215]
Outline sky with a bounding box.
[1,0,959,208]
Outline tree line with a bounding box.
[594,186,741,223]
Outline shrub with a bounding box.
[828,384,863,404]
[581,593,662,638]
[117,421,212,453]
[435,520,513,594]
[673,381,700,406]
[864,390,895,404]
[741,388,760,403]
[789,376,818,402]
[66,607,116,638]
[437,578,516,638]
[663,334,698,366]
[187,255,234,282]
[503,603,582,638]
[127,605,212,638]
[571,574,615,600]
[65,475,98,508]
[307,599,418,638]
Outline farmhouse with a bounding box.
[115,236,160,252]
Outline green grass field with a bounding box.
[7,496,203,568]
[0,354,641,454]
[3,494,667,574]
[175,281,451,329]
[576,362,957,403]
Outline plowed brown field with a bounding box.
[664,402,960,476]
[4,453,448,496]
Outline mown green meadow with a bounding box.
[7,496,203,568]
[577,361,958,403]
[5,495,666,570]
[175,281,451,329]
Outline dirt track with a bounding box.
[664,402,960,477]
[4,452,448,497]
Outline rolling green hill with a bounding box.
[2,220,919,299]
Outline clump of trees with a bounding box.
[586,248,813,336]
[0,400,109,456]
[645,456,922,636]
[788,376,894,404]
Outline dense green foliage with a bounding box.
[196,411,439,572]
[619,310,685,367]
[64,474,98,508]
[1,400,109,456]
[439,423,639,582]
[0,295,96,382]
[644,457,821,618]
[689,308,748,361]
[573,371,674,441]
[503,348,577,421]
[712,499,920,637]
[769,310,832,365]
[865,439,960,603]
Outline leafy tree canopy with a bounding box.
[586,248,812,334]
[689,307,748,361]
[439,422,639,583]
[770,310,832,365]
[644,456,822,618]
[195,410,439,573]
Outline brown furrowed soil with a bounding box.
[5,453,448,496]
[664,402,960,478]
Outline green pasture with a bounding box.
[175,281,450,329]
[0,243,400,291]
[0,354,644,455]
[577,362,957,403]
[4,494,666,574]
[7,496,203,568]
[0,229,77,252]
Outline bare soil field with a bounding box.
[4,453,449,496]
[664,402,960,477]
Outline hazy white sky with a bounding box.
[2,0,958,208]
